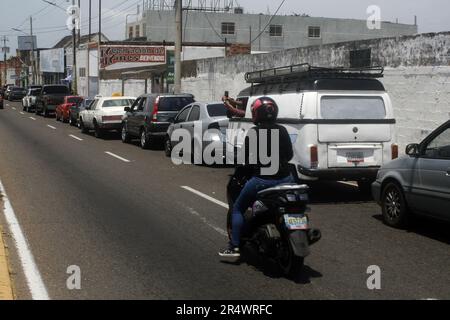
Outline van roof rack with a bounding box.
[245,63,384,84]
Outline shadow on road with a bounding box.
[373,214,450,245]
[307,181,373,205]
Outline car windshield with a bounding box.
[207,104,228,117]
[320,96,387,120]
[12,87,25,92]
[102,99,134,108]
[30,89,41,95]
[68,97,83,104]
[159,96,195,112]
[43,86,70,94]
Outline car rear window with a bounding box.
[30,89,41,95]
[320,96,387,120]
[207,104,228,117]
[43,86,70,94]
[12,87,25,92]
[159,97,194,112]
[102,99,134,108]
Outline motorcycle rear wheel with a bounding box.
[278,242,304,278]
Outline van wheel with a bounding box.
[381,182,410,228]
[94,122,104,139]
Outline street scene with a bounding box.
[0,0,449,304]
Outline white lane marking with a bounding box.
[181,186,229,209]
[105,152,130,163]
[20,112,25,115]
[186,207,228,238]
[0,179,50,300]
[29,117,36,121]
[339,181,358,187]
[69,135,83,141]
[47,125,57,130]
[12,107,16,110]
[6,104,10,107]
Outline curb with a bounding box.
[0,221,14,300]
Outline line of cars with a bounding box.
[6,63,450,230]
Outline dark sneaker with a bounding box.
[218,247,240,259]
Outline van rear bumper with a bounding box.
[297,166,380,181]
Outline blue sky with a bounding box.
[0,0,449,56]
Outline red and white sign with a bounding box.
[100,46,166,69]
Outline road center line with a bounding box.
[20,112,25,115]
[181,186,229,209]
[0,179,50,300]
[47,125,57,130]
[69,134,83,141]
[29,117,36,121]
[105,152,130,163]
[186,207,228,238]
[12,107,16,110]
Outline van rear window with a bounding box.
[159,97,195,112]
[320,96,386,120]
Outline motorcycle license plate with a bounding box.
[284,214,309,230]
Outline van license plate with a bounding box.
[346,152,365,163]
[284,215,309,230]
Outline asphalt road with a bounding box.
[0,101,449,300]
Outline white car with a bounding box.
[79,96,135,138]
[227,64,399,193]
[22,87,42,112]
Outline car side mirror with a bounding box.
[124,107,131,112]
[406,143,420,157]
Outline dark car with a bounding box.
[35,85,71,117]
[372,120,450,228]
[7,86,26,101]
[121,93,195,149]
[0,94,3,109]
[69,98,92,127]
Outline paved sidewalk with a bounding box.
[0,210,14,300]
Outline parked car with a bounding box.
[35,85,71,117]
[22,86,43,112]
[121,93,195,149]
[372,120,450,228]
[69,98,92,127]
[56,96,84,123]
[7,87,27,101]
[79,96,135,138]
[227,64,399,192]
[4,85,15,100]
[165,102,229,160]
[0,94,3,109]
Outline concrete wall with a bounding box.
[99,79,147,98]
[139,10,417,52]
[181,32,450,151]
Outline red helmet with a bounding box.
[251,97,279,125]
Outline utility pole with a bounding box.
[174,0,182,94]
[87,0,92,97]
[72,0,78,94]
[98,0,102,95]
[30,16,36,85]
[1,36,8,86]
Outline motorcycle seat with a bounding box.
[257,184,309,198]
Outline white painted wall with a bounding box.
[99,79,147,98]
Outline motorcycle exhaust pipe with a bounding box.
[308,229,322,246]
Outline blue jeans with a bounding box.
[230,175,295,248]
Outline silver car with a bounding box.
[165,102,229,163]
[372,120,450,228]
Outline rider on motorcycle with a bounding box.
[219,97,295,259]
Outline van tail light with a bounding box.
[310,145,318,169]
[392,144,399,160]
[151,97,160,122]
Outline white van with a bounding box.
[226,64,398,192]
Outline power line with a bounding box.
[251,0,287,44]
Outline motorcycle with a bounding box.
[226,167,321,277]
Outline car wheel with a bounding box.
[80,119,88,134]
[164,136,172,158]
[121,125,131,143]
[94,122,104,139]
[55,113,60,121]
[140,129,150,149]
[381,182,410,228]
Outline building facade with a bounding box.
[127,4,418,52]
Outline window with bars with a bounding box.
[135,25,140,38]
[221,22,235,35]
[128,26,134,39]
[270,25,283,37]
[308,26,321,38]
